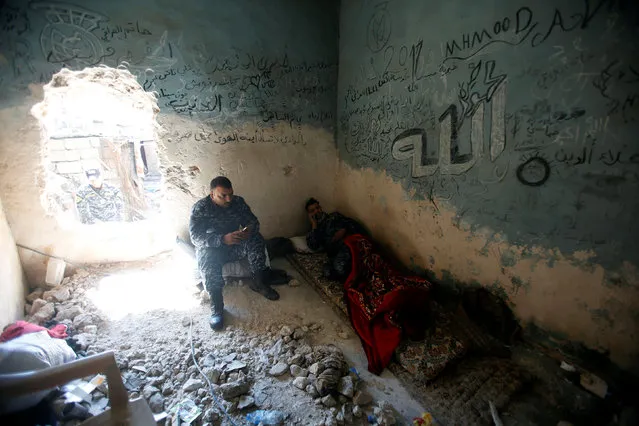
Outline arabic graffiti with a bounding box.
[391,78,506,177]
[99,20,152,42]
[31,2,114,68]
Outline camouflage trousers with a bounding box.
[196,232,268,294]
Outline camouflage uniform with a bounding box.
[75,183,124,224]
[307,212,367,281]
[189,195,267,298]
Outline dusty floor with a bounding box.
[51,249,426,425]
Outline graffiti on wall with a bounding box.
[0,0,337,132]
[338,0,639,267]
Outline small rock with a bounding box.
[353,390,372,406]
[279,325,293,337]
[218,380,250,399]
[337,376,354,398]
[75,268,89,278]
[288,354,304,366]
[31,303,55,324]
[161,383,173,396]
[73,313,95,329]
[288,279,300,287]
[30,299,49,315]
[204,408,219,422]
[336,412,345,425]
[223,353,238,362]
[292,377,308,389]
[290,365,308,377]
[269,362,289,376]
[338,331,349,340]
[73,333,95,350]
[55,305,83,321]
[341,403,354,423]
[309,362,321,375]
[43,286,70,302]
[83,325,98,334]
[148,393,165,413]
[310,323,322,331]
[283,336,292,343]
[237,395,255,410]
[305,384,319,398]
[142,385,159,400]
[26,289,44,303]
[321,395,337,407]
[204,368,221,384]
[182,316,190,327]
[226,360,247,372]
[353,405,363,417]
[293,328,306,340]
[183,378,204,392]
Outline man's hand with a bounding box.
[223,230,249,245]
[309,212,318,229]
[331,228,346,243]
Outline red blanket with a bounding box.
[343,234,432,374]
[0,320,68,343]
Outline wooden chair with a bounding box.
[0,350,156,425]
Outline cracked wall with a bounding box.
[336,0,639,373]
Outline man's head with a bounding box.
[210,176,233,208]
[85,169,103,189]
[305,197,326,223]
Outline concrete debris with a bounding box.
[321,395,337,407]
[269,361,289,376]
[352,404,363,417]
[26,289,44,303]
[238,395,255,410]
[30,298,49,315]
[288,279,301,287]
[306,384,320,398]
[73,313,96,329]
[290,364,308,377]
[43,286,71,302]
[280,325,293,336]
[292,376,308,389]
[143,385,160,400]
[226,360,247,372]
[55,305,83,321]
[183,378,204,392]
[337,376,354,398]
[353,390,372,406]
[73,332,96,350]
[218,380,250,399]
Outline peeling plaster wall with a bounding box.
[336,0,639,373]
[0,0,339,284]
[0,195,27,329]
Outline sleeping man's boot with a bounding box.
[209,288,224,330]
[249,269,280,300]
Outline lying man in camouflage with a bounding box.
[189,176,279,330]
[75,169,124,224]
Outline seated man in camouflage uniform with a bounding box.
[75,169,124,224]
[305,198,368,281]
[190,176,279,330]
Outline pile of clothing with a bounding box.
[0,320,91,425]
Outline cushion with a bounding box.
[290,236,315,253]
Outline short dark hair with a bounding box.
[210,176,232,190]
[305,197,319,211]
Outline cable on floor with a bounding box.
[188,313,239,426]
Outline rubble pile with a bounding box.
[19,267,400,426]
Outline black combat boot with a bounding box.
[209,288,224,330]
[249,269,280,300]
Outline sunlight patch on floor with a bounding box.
[86,249,200,320]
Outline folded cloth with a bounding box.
[0,320,68,343]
